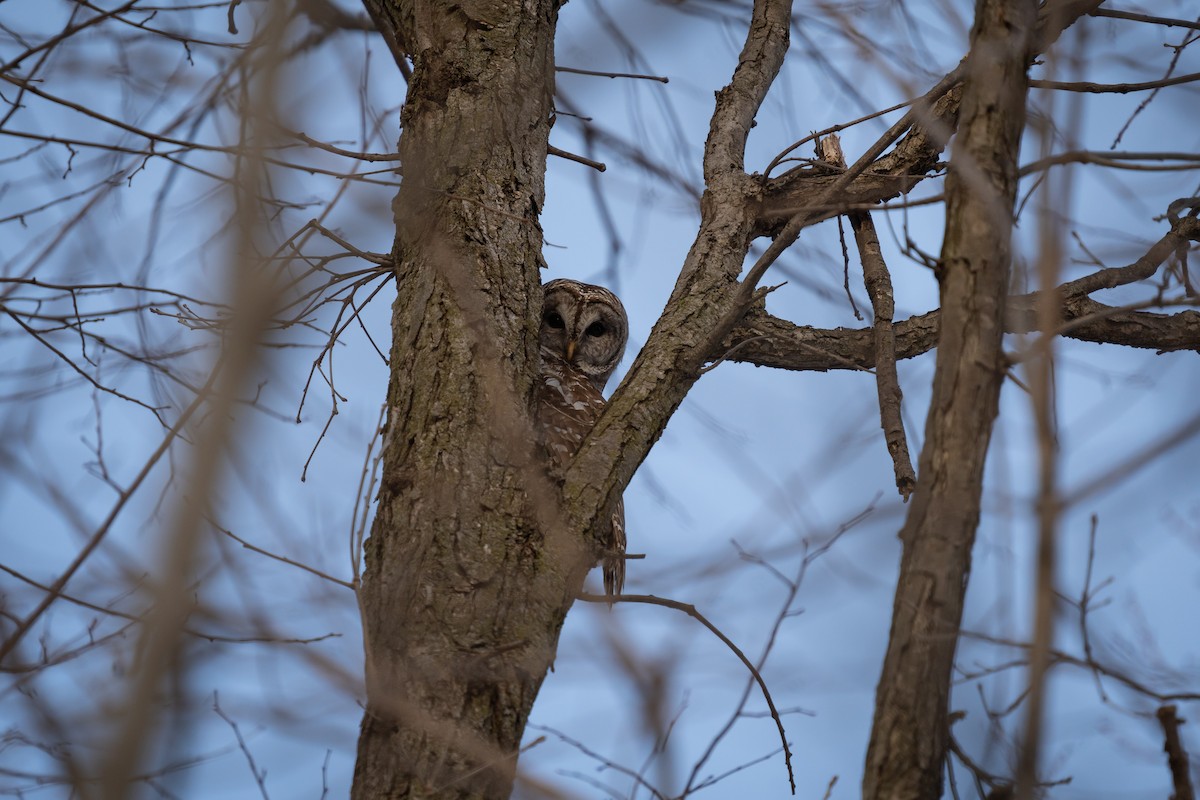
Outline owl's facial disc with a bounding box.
[539,279,627,391]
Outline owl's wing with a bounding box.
[534,355,626,601]
[534,360,606,470]
[603,497,626,599]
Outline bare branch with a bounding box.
[1157,705,1196,800]
[865,0,1039,795]
[723,214,1200,372]
[819,134,915,500]
[556,65,669,83]
[1030,71,1200,93]
[579,592,795,793]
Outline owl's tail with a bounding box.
[603,500,627,603]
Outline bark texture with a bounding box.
[352,2,569,798]
[861,1,1039,798]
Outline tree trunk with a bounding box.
[351,3,576,798]
[861,1,1038,798]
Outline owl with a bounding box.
[535,278,629,598]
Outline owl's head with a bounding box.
[540,278,628,391]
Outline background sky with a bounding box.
[2,1,1199,798]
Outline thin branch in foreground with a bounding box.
[578,592,795,794]
[349,404,387,586]
[1055,515,1114,702]
[1064,407,1200,508]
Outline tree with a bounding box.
[2,1,1199,798]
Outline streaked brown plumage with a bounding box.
[535,279,628,597]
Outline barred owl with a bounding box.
[535,278,629,597]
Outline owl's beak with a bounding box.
[565,340,577,362]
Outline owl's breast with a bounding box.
[535,356,607,468]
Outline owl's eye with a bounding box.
[585,321,607,337]
[544,310,565,329]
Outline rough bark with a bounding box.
[861,0,1039,797]
[351,2,568,798]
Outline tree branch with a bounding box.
[754,0,1106,241]
[562,0,794,573]
[567,0,1108,554]
[1157,705,1197,800]
[723,215,1200,372]
[580,592,795,793]
[820,134,916,500]
[863,0,1039,795]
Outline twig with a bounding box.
[360,0,412,81]
[289,129,404,162]
[947,731,1011,796]
[1067,515,1113,701]
[0,1,139,72]
[1090,8,1200,31]
[2,305,167,423]
[819,134,915,500]
[0,562,341,645]
[765,97,914,177]
[210,516,355,589]
[1030,71,1200,93]
[958,629,1200,704]
[0,366,222,665]
[547,143,606,172]
[528,725,666,799]
[556,65,669,83]
[579,592,795,793]
[1064,407,1200,508]
[689,747,787,794]
[698,335,768,375]
[835,213,864,321]
[226,0,242,34]
[349,404,387,586]
[731,64,967,313]
[1110,11,1199,148]
[320,750,331,800]
[213,692,271,800]
[1020,150,1200,177]
[1157,705,1196,800]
